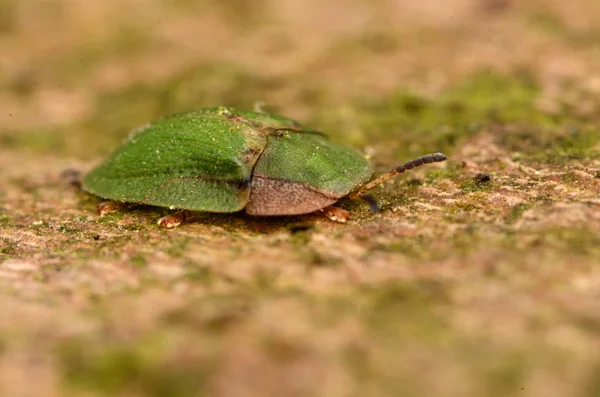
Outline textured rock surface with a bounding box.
[1,1,599,396]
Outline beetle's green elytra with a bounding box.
[82,106,447,223]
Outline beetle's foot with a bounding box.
[97,201,125,216]
[320,206,350,223]
[158,211,191,229]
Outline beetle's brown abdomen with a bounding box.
[245,175,339,216]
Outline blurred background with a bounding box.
[2,0,599,159]
[1,1,600,397]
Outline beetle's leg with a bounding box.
[320,206,350,223]
[357,194,379,213]
[97,201,125,216]
[157,210,193,229]
[350,152,447,199]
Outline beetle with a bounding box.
[82,106,447,228]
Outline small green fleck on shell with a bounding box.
[82,107,373,216]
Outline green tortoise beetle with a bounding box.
[82,106,447,228]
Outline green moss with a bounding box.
[448,200,482,213]
[161,294,253,333]
[311,70,600,169]
[584,362,600,397]
[59,338,212,397]
[528,12,566,35]
[298,247,341,268]
[443,70,544,123]
[371,235,448,260]
[163,236,191,258]
[542,128,600,163]
[0,213,12,226]
[181,263,216,285]
[500,126,600,164]
[500,227,600,259]
[311,70,555,161]
[0,237,17,256]
[56,224,82,235]
[331,30,399,57]
[460,177,493,193]
[540,227,600,257]
[251,267,280,292]
[360,280,451,341]
[424,164,461,183]
[528,11,600,47]
[368,279,451,306]
[505,202,533,224]
[130,253,148,268]
[450,224,482,254]
[560,172,579,183]
[0,128,68,155]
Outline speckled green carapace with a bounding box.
[83,106,446,224]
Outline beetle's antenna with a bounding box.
[350,153,447,199]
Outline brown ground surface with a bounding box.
[1,1,600,396]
